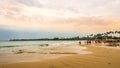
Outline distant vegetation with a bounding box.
[10,31,120,41]
[86,31,120,40]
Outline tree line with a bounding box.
[87,31,120,40]
[10,31,120,41]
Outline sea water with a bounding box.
[0,40,89,63]
[0,41,86,55]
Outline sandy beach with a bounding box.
[0,0,120,68]
[0,44,120,68]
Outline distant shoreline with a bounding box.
[9,39,85,41]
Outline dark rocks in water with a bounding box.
[46,44,49,46]
[39,44,49,46]
[0,46,16,48]
[13,50,37,54]
[14,50,24,54]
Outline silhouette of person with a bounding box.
[79,41,81,45]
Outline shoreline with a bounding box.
[0,44,91,64]
[0,45,120,68]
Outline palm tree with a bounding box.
[89,34,94,39]
[103,33,108,39]
[115,31,119,38]
[115,31,118,34]
[118,31,120,39]
[106,31,111,35]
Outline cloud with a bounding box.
[0,0,120,33]
[1,0,120,18]
[15,0,42,7]
[0,16,120,33]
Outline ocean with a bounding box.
[0,41,78,55]
[0,40,90,64]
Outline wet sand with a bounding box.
[0,45,91,64]
[0,45,120,68]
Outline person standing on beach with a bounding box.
[79,41,81,45]
[87,40,91,45]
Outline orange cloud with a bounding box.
[0,16,120,33]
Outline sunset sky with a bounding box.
[0,0,120,40]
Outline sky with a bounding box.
[0,0,120,40]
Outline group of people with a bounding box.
[79,39,120,47]
[78,40,92,46]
